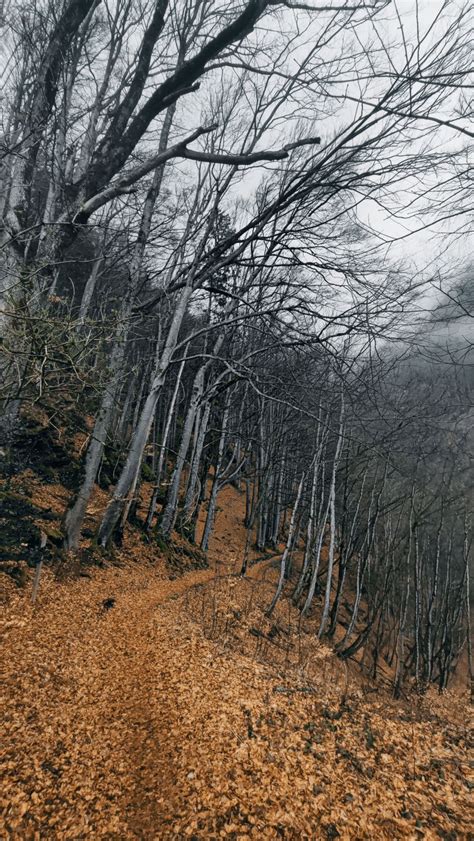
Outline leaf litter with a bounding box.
[1,483,472,839]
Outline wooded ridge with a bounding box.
[0,0,472,835]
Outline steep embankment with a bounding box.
[1,484,472,839]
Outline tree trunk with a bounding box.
[200,394,230,552]
[145,350,188,530]
[267,470,306,616]
[159,364,206,538]
[97,283,194,546]
[318,403,345,637]
[180,399,211,528]
[77,256,104,325]
[63,105,177,549]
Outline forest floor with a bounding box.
[1,482,472,840]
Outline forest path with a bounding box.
[2,486,471,839]
[1,548,212,837]
[1,487,282,839]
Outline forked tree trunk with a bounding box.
[267,470,306,616]
[180,399,211,527]
[158,364,207,538]
[145,350,188,530]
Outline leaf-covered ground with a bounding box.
[1,485,472,839]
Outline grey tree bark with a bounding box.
[200,391,231,552]
[318,400,345,637]
[97,282,194,545]
[159,332,225,538]
[145,349,188,530]
[63,105,177,549]
[267,470,306,616]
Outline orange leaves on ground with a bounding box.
[1,481,472,839]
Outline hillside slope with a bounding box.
[1,483,472,840]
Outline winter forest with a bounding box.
[1,0,473,837]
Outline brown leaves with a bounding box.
[1,482,471,839]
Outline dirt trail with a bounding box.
[1,487,273,839]
[2,554,235,837]
[2,487,472,840]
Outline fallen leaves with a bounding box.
[1,483,472,839]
